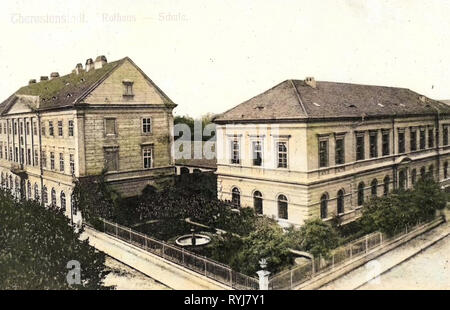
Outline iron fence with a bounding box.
[268,216,443,289]
[96,218,259,290]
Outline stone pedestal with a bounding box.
[256,270,271,290]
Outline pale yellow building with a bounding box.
[0,56,176,220]
[214,78,450,227]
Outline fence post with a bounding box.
[311,257,315,276]
[144,236,147,250]
[182,248,185,265]
[229,269,233,288]
[129,227,132,242]
[332,254,335,269]
[290,269,293,289]
[204,259,207,276]
[162,243,165,257]
[365,234,369,253]
[103,219,106,233]
[380,232,383,244]
[115,222,118,237]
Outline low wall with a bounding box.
[83,227,231,290]
[295,217,446,290]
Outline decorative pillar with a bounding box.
[256,259,270,290]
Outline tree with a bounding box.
[0,190,111,290]
[359,178,447,237]
[232,218,292,275]
[72,170,121,226]
[286,218,339,259]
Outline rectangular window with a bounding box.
[14,147,18,163]
[27,149,31,165]
[277,142,288,168]
[0,123,2,134]
[59,153,64,172]
[58,121,63,137]
[398,130,405,153]
[34,149,38,166]
[41,151,47,168]
[123,81,134,96]
[105,118,116,136]
[419,128,426,149]
[41,123,46,136]
[382,130,390,156]
[410,128,417,151]
[318,139,329,168]
[26,122,30,135]
[49,121,54,136]
[19,122,23,135]
[0,142,2,159]
[444,126,449,146]
[428,127,434,148]
[142,118,152,134]
[50,152,55,170]
[231,139,240,164]
[335,136,345,165]
[68,120,74,137]
[33,121,37,136]
[369,131,378,158]
[14,121,17,135]
[143,146,153,169]
[104,149,119,171]
[356,133,365,161]
[252,141,263,166]
[70,154,75,175]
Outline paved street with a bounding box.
[321,221,450,290]
[103,256,170,290]
[359,235,450,290]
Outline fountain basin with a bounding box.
[175,234,211,247]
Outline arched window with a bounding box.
[51,188,56,206]
[253,191,263,215]
[420,167,426,179]
[231,187,241,208]
[399,170,407,189]
[278,195,288,219]
[357,182,365,206]
[411,169,417,185]
[320,193,328,219]
[27,181,31,200]
[444,162,448,179]
[180,167,189,175]
[42,186,48,205]
[34,183,39,201]
[337,189,345,214]
[60,192,66,211]
[383,176,390,196]
[371,179,378,197]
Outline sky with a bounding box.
[0,0,449,118]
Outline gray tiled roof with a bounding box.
[214,79,450,123]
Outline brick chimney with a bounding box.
[305,77,316,88]
[40,76,49,82]
[85,58,94,72]
[29,79,36,85]
[94,55,108,69]
[50,72,60,79]
[74,63,84,75]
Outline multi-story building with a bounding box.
[214,78,450,227]
[0,56,176,219]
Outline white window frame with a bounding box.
[142,117,152,134]
[275,139,289,169]
[142,145,154,169]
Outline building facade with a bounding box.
[0,56,176,220]
[214,78,450,227]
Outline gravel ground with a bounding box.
[103,256,170,290]
[359,235,450,290]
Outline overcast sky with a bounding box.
[1,0,449,117]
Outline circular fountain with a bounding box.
[175,229,211,247]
